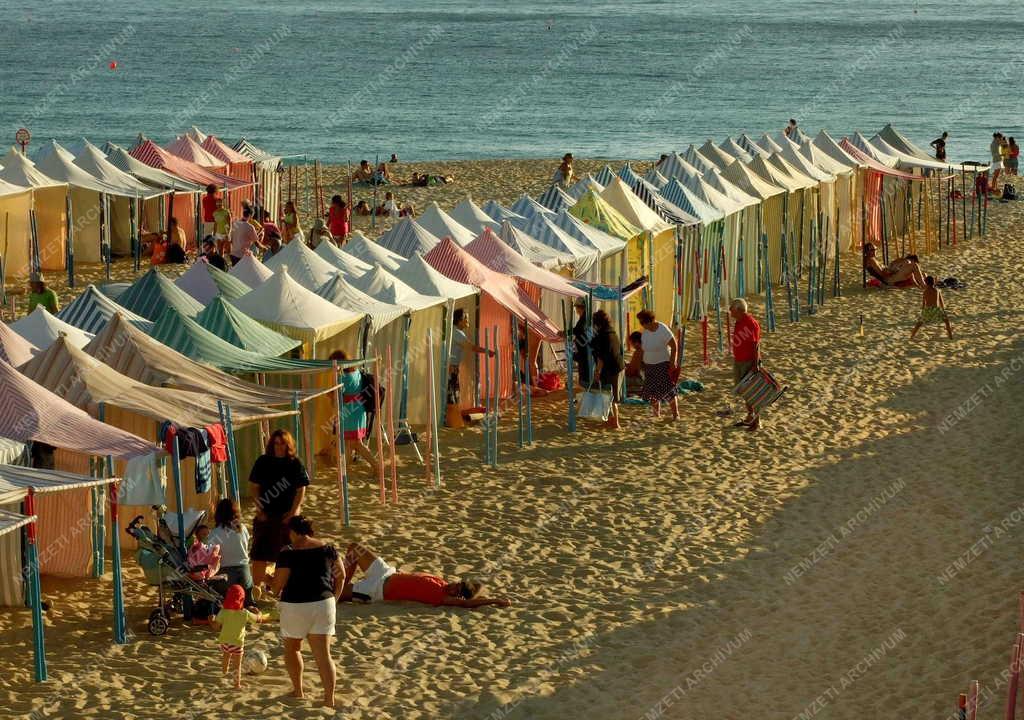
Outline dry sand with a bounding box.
[0,162,1022,720]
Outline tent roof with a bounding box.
[36,142,132,196]
[416,202,476,246]
[678,170,747,215]
[681,145,716,174]
[150,305,330,374]
[74,141,165,198]
[314,239,373,276]
[185,126,208,143]
[799,139,856,175]
[21,335,284,427]
[593,165,616,187]
[34,140,76,164]
[839,138,919,180]
[424,238,559,339]
[765,152,826,188]
[617,169,698,226]
[481,199,527,224]
[0,321,38,366]
[85,313,303,406]
[0,464,125,500]
[315,274,408,333]
[720,138,753,163]
[757,133,785,154]
[117,268,205,321]
[877,124,936,162]
[536,184,577,213]
[643,166,668,189]
[721,159,786,200]
[232,138,282,167]
[0,177,31,199]
[778,143,836,182]
[510,193,556,220]
[737,134,771,158]
[661,178,725,223]
[568,190,642,242]
[343,233,405,271]
[497,220,569,269]
[201,135,251,165]
[105,144,204,192]
[348,266,447,311]
[376,217,441,258]
[869,131,952,172]
[566,174,605,200]
[653,153,701,183]
[511,214,600,269]
[698,140,740,172]
[0,150,66,189]
[164,135,226,168]
[393,254,479,301]
[0,359,155,459]
[195,296,302,356]
[262,238,340,291]
[0,508,33,538]
[56,284,154,335]
[130,140,250,189]
[10,306,94,350]
[705,166,766,206]
[849,132,900,167]
[812,130,862,167]
[553,209,627,257]
[228,252,274,288]
[601,176,683,230]
[747,155,811,192]
[230,267,364,343]
[449,197,500,234]
[174,259,252,305]
[465,228,584,297]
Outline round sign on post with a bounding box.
[15,128,31,155]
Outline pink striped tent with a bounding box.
[200,135,255,211]
[464,228,584,299]
[165,135,227,170]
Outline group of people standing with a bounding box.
[989,132,1019,191]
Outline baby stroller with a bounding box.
[126,506,224,636]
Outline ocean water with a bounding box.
[0,1,1019,163]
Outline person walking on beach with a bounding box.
[553,153,574,186]
[326,350,382,476]
[269,516,344,709]
[637,309,679,420]
[729,298,762,431]
[990,132,1004,191]
[930,131,948,161]
[229,207,265,265]
[589,309,625,429]
[910,276,953,339]
[327,195,350,243]
[280,199,301,243]
[212,584,264,690]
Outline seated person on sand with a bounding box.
[352,160,374,183]
[339,542,512,609]
[373,162,391,184]
[863,243,923,287]
[353,200,373,216]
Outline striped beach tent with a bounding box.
[57,284,154,334]
[0,321,38,366]
[466,229,583,298]
[74,141,163,197]
[376,217,441,258]
[536,184,576,213]
[481,200,527,224]
[757,133,786,155]
[131,139,250,191]
[704,167,761,209]
[164,135,225,170]
[416,201,476,246]
[566,174,604,200]
[661,178,725,223]
[10,307,94,350]
[233,137,282,220]
[350,266,446,311]
[812,130,863,168]
[105,143,204,192]
[196,296,301,356]
[681,145,716,175]
[698,140,739,172]
[720,137,753,163]
[343,232,405,272]
[116,268,204,321]
[498,220,568,269]
[175,259,252,305]
[593,165,616,187]
[263,237,339,291]
[314,239,373,276]
[510,193,555,220]
[737,134,771,158]
[449,197,500,234]
[393,254,479,301]
[655,152,702,182]
[511,213,599,273]
[315,274,407,334]
[0,152,68,275]
[228,252,274,288]
[553,210,627,260]
[617,167,697,226]
[644,166,669,189]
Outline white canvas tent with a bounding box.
[449,197,500,234]
[262,237,339,291]
[0,150,68,275]
[10,306,94,350]
[416,202,476,246]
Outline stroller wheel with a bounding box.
[148,615,169,636]
[149,608,164,620]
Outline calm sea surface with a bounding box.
[0,1,1019,163]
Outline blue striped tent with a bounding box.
[681,145,716,175]
[661,178,725,224]
[655,153,699,182]
[536,184,576,213]
[376,217,441,258]
[195,296,301,356]
[481,200,527,224]
[643,167,669,189]
[497,220,569,269]
[510,214,599,275]
[509,193,555,220]
[593,165,616,187]
[737,134,772,158]
[553,209,627,258]
[57,284,154,334]
[618,165,697,226]
[567,174,604,200]
[116,268,204,321]
[174,260,252,305]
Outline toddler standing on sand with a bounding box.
[212,585,263,689]
[910,275,953,339]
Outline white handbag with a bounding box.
[577,384,613,421]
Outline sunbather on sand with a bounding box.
[863,244,925,287]
[338,542,511,608]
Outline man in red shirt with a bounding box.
[201,184,219,237]
[729,298,762,430]
[339,542,511,609]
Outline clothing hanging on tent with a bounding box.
[119,454,166,505]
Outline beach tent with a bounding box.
[498,220,569,269]
[849,132,900,168]
[566,174,605,200]
[593,165,616,187]
[228,251,274,288]
[0,151,68,275]
[376,217,441,258]
[840,138,921,252]
[233,137,283,221]
[537,184,577,213]
[229,267,364,353]
[10,306,94,350]
[720,138,754,164]
[799,140,859,250]
[315,273,407,357]
[343,232,405,272]
[0,320,38,365]
[682,145,716,175]
[481,199,527,224]
[569,190,641,300]
[466,228,584,299]
[617,166,697,226]
[869,131,951,173]
[174,258,252,305]
[643,166,669,189]
[510,193,556,221]
[753,154,826,277]
[512,212,597,277]
[652,153,699,183]
[812,130,862,168]
[395,253,480,302]
[199,134,256,214]
[416,202,476,246]
[449,197,500,234]
[165,135,226,169]
[314,239,373,277]
[553,207,627,281]
[116,267,205,321]
[196,296,301,356]
[877,124,942,163]
[757,133,786,155]
[737,134,771,158]
[262,236,340,291]
[722,160,787,294]
[56,284,154,334]
[698,140,740,172]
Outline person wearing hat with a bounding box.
[27,273,59,314]
[307,217,331,249]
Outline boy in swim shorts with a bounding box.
[911,275,953,339]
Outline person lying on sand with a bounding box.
[339,542,512,608]
[885,254,926,288]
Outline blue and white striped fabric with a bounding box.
[510,214,598,272]
[57,284,154,334]
[117,269,204,321]
[536,184,576,213]
[661,178,725,224]
[567,174,604,200]
[481,200,527,224]
[509,194,555,220]
[593,165,616,187]
[376,217,441,259]
[644,167,669,189]
[682,145,716,174]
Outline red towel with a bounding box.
[205,423,228,463]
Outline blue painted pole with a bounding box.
[224,405,240,502]
[110,482,127,644]
[171,435,186,553]
[512,318,523,448]
[334,362,350,526]
[562,301,576,433]
[25,489,47,680]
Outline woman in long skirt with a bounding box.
[637,310,679,420]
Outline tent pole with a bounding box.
[492,325,500,468]
[109,481,127,644]
[170,435,186,553]
[385,345,398,504]
[512,317,524,448]
[291,392,303,463]
[562,301,576,432]
[373,356,386,504]
[333,361,350,526]
[426,328,441,487]
[25,488,47,681]
[65,195,75,288]
[482,328,492,462]
[219,401,240,502]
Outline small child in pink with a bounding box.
[187,524,221,581]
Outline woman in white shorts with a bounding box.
[270,516,344,710]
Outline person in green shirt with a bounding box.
[212,198,232,240]
[212,584,264,689]
[27,273,59,314]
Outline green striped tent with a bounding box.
[196,297,301,356]
[149,306,330,374]
[117,268,204,321]
[175,260,252,305]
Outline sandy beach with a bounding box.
[0,159,1021,720]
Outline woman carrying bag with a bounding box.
[586,309,625,429]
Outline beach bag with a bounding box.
[734,366,786,413]
[576,384,613,421]
[537,371,564,392]
[1003,184,1016,200]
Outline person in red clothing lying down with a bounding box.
[338,542,511,609]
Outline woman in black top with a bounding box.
[271,516,344,709]
[249,429,309,590]
[589,309,625,429]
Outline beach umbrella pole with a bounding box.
[24,489,47,681]
[333,362,350,526]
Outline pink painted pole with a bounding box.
[385,345,398,505]
[968,680,979,720]
[373,357,386,504]
[1006,632,1024,720]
